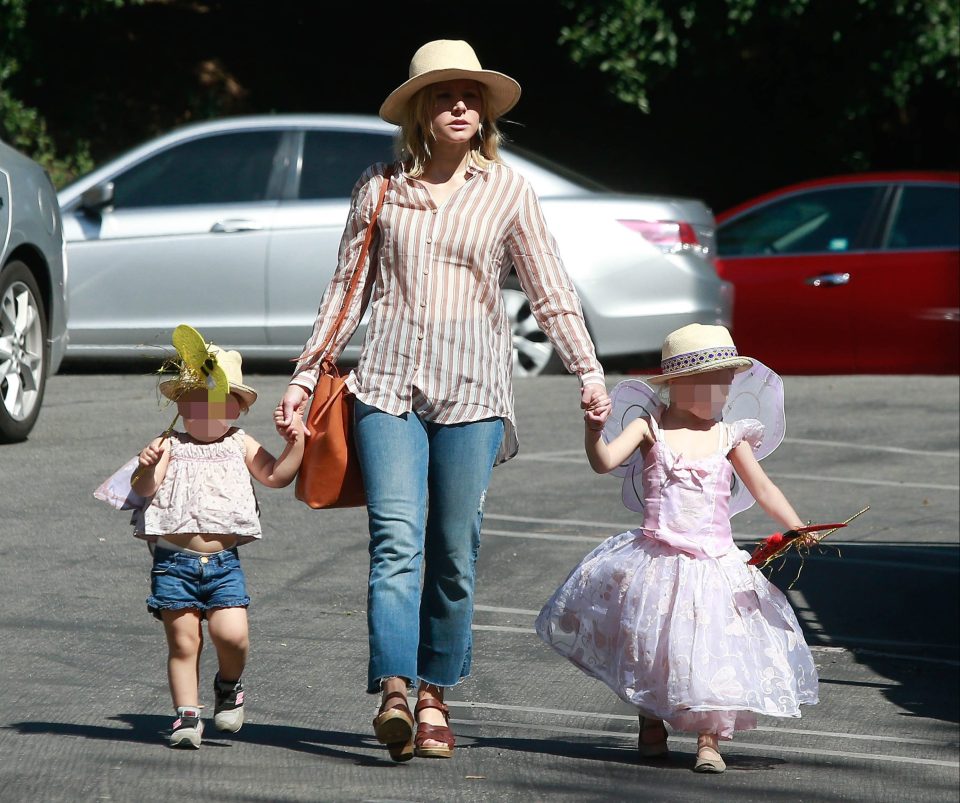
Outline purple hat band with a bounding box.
[661,345,742,375]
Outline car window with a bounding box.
[885,185,960,249]
[718,186,881,256]
[111,131,282,208]
[299,131,396,199]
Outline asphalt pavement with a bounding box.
[1,369,957,802]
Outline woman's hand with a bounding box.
[580,382,608,411]
[276,384,310,442]
[581,382,611,431]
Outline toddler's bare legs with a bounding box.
[161,610,203,707]
[207,607,249,682]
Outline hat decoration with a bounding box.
[647,324,753,384]
[158,325,257,408]
[130,326,255,484]
[379,39,521,125]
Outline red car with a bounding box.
[715,172,959,374]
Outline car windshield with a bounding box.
[503,144,610,192]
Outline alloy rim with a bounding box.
[0,280,44,421]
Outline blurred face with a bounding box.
[668,368,735,420]
[429,79,482,146]
[176,389,241,441]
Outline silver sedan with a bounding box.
[57,115,732,375]
[0,139,68,442]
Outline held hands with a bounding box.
[275,384,310,442]
[581,382,612,432]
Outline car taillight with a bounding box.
[618,220,702,253]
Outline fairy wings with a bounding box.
[602,359,787,517]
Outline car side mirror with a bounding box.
[79,181,115,212]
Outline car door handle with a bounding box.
[805,272,850,287]
[210,219,263,233]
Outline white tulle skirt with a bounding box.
[535,531,819,739]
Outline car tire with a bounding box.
[502,275,564,377]
[0,261,49,443]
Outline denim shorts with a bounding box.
[147,546,249,620]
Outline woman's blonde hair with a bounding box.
[395,82,505,177]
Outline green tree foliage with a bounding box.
[560,0,959,116]
[0,0,143,185]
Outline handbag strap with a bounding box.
[299,166,393,370]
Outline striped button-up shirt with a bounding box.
[291,160,604,463]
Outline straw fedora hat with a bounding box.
[379,39,521,125]
[160,344,258,407]
[647,324,753,384]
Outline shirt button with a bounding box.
[423,269,428,275]
[431,208,438,214]
[418,332,425,340]
[420,300,426,307]
[426,238,432,244]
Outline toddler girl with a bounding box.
[96,337,304,748]
[536,323,818,773]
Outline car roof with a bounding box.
[717,171,960,223]
[57,113,601,201]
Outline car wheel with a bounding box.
[502,275,563,377]
[0,261,48,443]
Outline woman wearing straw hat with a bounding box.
[275,39,607,761]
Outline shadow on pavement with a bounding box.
[765,543,959,724]
[5,715,399,766]
[457,732,788,773]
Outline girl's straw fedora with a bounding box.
[647,324,754,384]
[379,39,521,125]
[160,344,258,407]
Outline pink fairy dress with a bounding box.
[535,412,819,739]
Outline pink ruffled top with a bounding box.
[639,415,764,559]
[138,429,261,543]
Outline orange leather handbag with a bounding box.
[294,170,391,509]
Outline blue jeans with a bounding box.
[353,400,504,693]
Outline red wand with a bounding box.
[748,524,846,566]
[748,507,871,568]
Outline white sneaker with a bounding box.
[169,707,203,749]
[213,674,245,733]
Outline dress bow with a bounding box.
[664,452,712,491]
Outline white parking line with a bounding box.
[519,439,960,460]
[486,512,636,530]
[447,716,960,767]
[784,437,959,458]
[487,514,956,551]
[470,619,960,665]
[512,450,960,491]
[475,604,542,616]
[481,529,960,572]
[769,472,958,491]
[444,700,956,747]
[472,624,533,634]
[483,528,603,543]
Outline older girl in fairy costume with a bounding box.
[536,323,819,773]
